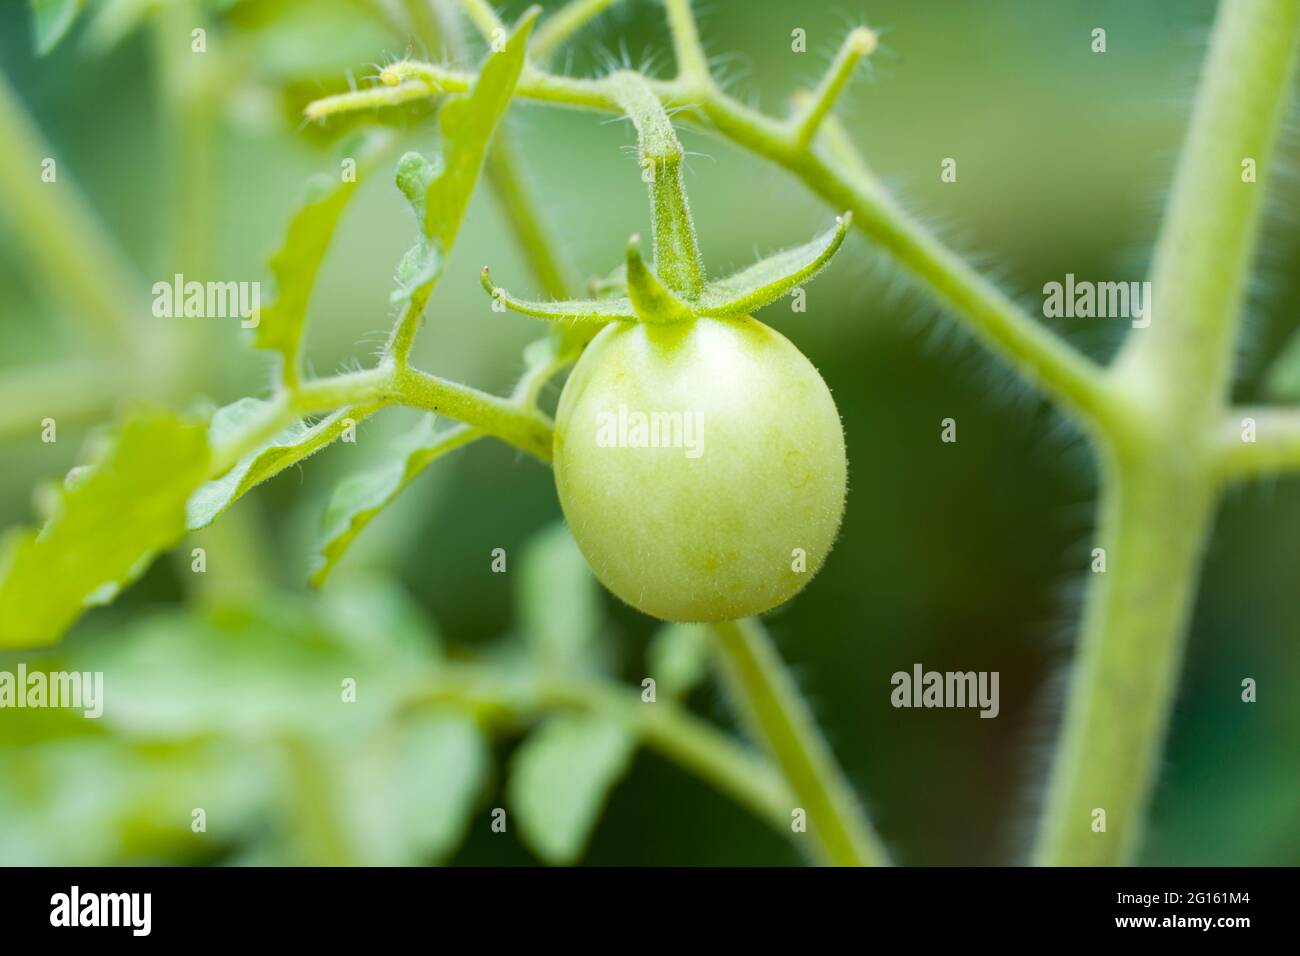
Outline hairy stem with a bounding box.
[1034,449,1214,865]
[309,58,1115,430]
[1035,0,1300,866]
[1214,407,1300,481]
[207,363,554,477]
[711,618,889,866]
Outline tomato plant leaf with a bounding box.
[0,737,267,865]
[422,9,537,245]
[0,411,209,648]
[338,713,488,865]
[694,214,852,317]
[81,587,439,740]
[30,0,87,55]
[386,9,536,354]
[186,398,383,530]
[311,416,481,586]
[255,129,392,377]
[518,522,601,670]
[647,622,710,699]
[1265,325,1300,401]
[507,715,636,865]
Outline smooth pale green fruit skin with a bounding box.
[554,314,847,622]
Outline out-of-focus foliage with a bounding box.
[0,523,651,865]
[1,0,1297,866]
[0,412,209,647]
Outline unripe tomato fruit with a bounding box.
[554,314,847,622]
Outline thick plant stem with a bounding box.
[1034,450,1214,865]
[711,618,889,866]
[1114,0,1300,420]
[1036,0,1300,866]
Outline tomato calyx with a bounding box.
[480,68,852,332]
[480,211,851,331]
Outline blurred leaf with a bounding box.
[508,715,636,865]
[0,411,209,647]
[320,575,443,663]
[255,128,392,372]
[79,0,151,54]
[30,0,87,55]
[0,580,463,865]
[187,398,381,530]
[647,623,710,699]
[231,0,399,82]
[337,713,488,865]
[311,417,480,586]
[82,594,435,741]
[0,738,268,865]
[1265,326,1300,401]
[518,521,601,670]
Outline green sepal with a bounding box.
[625,236,694,324]
[694,214,852,317]
[480,266,634,327]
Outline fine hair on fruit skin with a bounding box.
[554,313,847,622]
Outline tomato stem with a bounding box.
[711,618,890,866]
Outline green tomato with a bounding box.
[554,314,847,622]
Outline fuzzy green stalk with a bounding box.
[712,618,889,866]
[1034,0,1300,866]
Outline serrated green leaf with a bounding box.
[255,129,392,372]
[518,521,601,670]
[311,416,481,586]
[423,10,537,244]
[0,411,209,648]
[1265,326,1300,401]
[186,397,382,530]
[694,214,852,317]
[385,9,537,348]
[508,715,636,865]
[647,622,710,699]
[30,0,87,55]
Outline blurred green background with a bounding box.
[0,0,1297,865]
